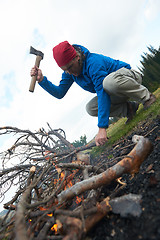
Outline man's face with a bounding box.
[60,55,82,76]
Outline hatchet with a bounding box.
[29,46,44,92]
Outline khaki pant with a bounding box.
[86,67,150,118]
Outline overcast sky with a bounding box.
[0,0,160,205]
[1,0,160,149]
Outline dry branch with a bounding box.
[57,135,153,204]
[15,167,36,240]
[0,125,154,240]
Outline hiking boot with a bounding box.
[143,93,156,109]
[126,101,139,124]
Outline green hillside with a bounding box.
[91,88,160,155]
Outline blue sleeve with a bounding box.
[96,87,111,128]
[88,63,111,128]
[39,75,74,99]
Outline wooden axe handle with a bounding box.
[29,55,43,92]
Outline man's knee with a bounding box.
[103,72,119,95]
[103,68,143,96]
[86,102,92,115]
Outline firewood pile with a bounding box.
[0,124,153,240]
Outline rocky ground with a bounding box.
[88,116,160,240]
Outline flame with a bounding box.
[39,206,53,217]
[29,219,32,223]
[39,206,47,211]
[76,195,84,204]
[51,220,62,234]
[63,170,77,189]
[44,150,51,160]
[64,179,73,190]
[51,223,58,232]
[60,171,65,178]
[54,178,58,185]
[47,213,53,217]
[38,167,84,219]
[62,170,84,204]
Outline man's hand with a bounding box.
[30,66,44,83]
[95,128,108,146]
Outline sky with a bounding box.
[0,0,160,209]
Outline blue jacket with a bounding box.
[39,44,131,128]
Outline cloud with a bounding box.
[144,0,160,20]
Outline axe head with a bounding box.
[30,46,44,59]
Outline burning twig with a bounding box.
[56,215,83,240]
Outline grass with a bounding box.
[91,88,160,156]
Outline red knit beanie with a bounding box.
[53,41,77,67]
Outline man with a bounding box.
[30,41,156,146]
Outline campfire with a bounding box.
[0,125,153,240]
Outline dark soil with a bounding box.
[88,116,160,240]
